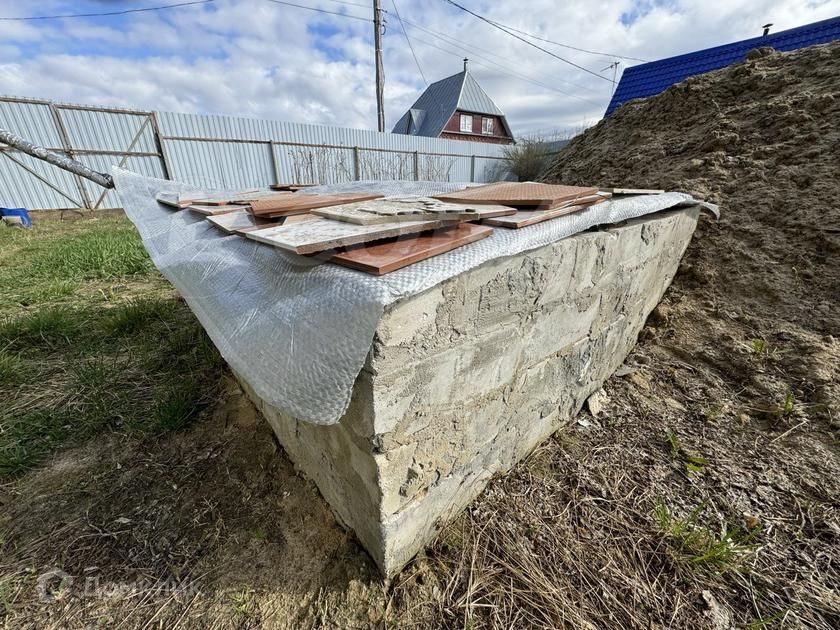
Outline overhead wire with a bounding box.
[398,16,599,94]
[320,0,370,9]
[441,0,613,83]
[0,0,215,21]
[405,32,604,107]
[486,20,649,63]
[391,0,428,86]
[263,0,369,21]
[320,0,370,8]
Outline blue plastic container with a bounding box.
[0,207,32,228]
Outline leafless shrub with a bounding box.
[289,146,459,184]
[290,147,353,184]
[500,138,551,182]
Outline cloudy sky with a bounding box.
[0,0,837,137]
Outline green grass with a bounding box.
[21,224,151,280]
[0,349,28,385]
[664,428,708,473]
[654,500,758,570]
[0,216,223,475]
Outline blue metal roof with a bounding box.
[605,15,840,116]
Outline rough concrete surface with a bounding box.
[238,205,701,575]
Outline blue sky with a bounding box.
[0,0,838,135]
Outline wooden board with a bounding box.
[188,203,249,216]
[331,223,494,275]
[249,193,384,217]
[246,215,463,255]
[600,188,664,195]
[434,182,599,208]
[482,198,607,228]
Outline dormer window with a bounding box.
[481,117,494,135]
[460,114,473,133]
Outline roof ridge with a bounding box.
[454,70,467,113]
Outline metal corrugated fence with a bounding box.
[0,95,509,210]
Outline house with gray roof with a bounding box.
[392,60,514,144]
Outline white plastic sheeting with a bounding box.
[112,168,713,425]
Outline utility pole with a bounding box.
[601,60,620,95]
[373,0,385,132]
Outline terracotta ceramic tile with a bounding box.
[330,223,493,275]
[434,182,599,207]
[248,193,384,217]
[246,215,462,255]
[482,198,607,228]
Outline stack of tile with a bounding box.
[434,182,609,228]
[155,181,613,275]
[245,197,510,274]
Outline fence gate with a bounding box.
[0,96,168,210]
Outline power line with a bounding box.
[400,16,599,95]
[441,0,613,83]
[0,0,215,21]
[264,0,369,21]
[391,0,427,86]
[321,0,370,8]
[490,21,649,63]
[407,32,603,107]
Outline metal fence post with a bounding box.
[413,151,420,181]
[149,111,171,180]
[353,146,361,180]
[470,155,476,182]
[268,141,280,185]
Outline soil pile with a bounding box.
[546,41,839,406]
[496,40,840,627]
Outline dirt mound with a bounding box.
[546,41,839,403]
[505,41,840,627]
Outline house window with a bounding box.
[459,114,473,133]
[481,117,494,135]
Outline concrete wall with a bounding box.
[238,206,701,575]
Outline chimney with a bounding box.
[463,58,469,72]
[762,23,773,36]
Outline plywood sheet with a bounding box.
[482,198,607,228]
[249,193,384,217]
[434,182,599,208]
[246,215,462,255]
[331,223,493,275]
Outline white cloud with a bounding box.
[0,0,837,136]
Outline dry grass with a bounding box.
[1,209,838,628]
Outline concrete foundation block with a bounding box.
[236,206,702,575]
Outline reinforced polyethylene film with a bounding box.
[113,168,715,425]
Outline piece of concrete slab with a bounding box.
[235,206,701,576]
